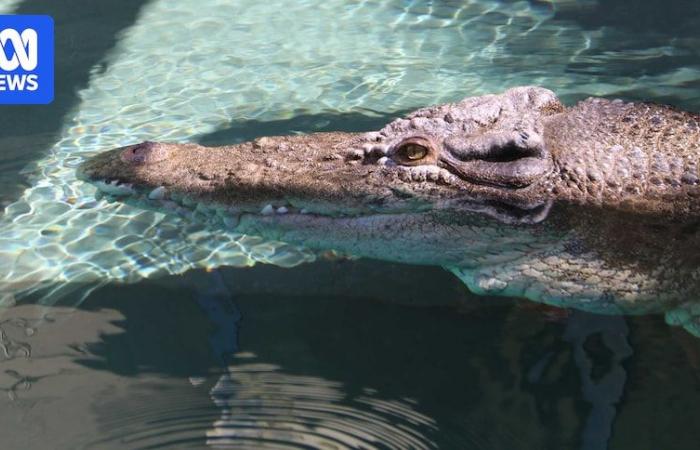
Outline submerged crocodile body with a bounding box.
[78,87,700,335]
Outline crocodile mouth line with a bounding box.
[88,179,323,230]
[87,175,553,230]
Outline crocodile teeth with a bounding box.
[276,206,289,214]
[94,180,135,196]
[148,186,167,200]
[261,204,275,215]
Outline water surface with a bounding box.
[1,0,699,448]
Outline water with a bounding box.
[1,0,699,448]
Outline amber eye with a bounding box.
[401,144,428,160]
[391,137,436,165]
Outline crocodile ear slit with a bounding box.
[441,130,552,188]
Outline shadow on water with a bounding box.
[0,0,153,207]
[194,109,408,147]
[70,262,590,449]
[3,260,698,449]
[547,0,700,35]
[72,261,475,377]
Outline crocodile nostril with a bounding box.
[120,141,169,165]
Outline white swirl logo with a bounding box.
[0,28,38,71]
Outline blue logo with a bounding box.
[0,15,53,104]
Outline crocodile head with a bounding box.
[78,86,700,328]
[78,87,562,227]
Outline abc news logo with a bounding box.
[0,28,39,91]
[0,15,53,104]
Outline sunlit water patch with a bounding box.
[1,0,699,306]
[0,1,23,13]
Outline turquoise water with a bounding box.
[1,0,700,448]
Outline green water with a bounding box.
[1,0,699,448]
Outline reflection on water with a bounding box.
[563,313,632,450]
[1,261,699,449]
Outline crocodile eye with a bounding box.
[392,137,437,165]
[402,144,427,160]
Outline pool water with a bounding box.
[1,0,699,448]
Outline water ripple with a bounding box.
[206,361,438,450]
[86,359,439,450]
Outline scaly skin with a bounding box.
[77,87,700,335]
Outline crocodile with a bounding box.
[77,86,700,335]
